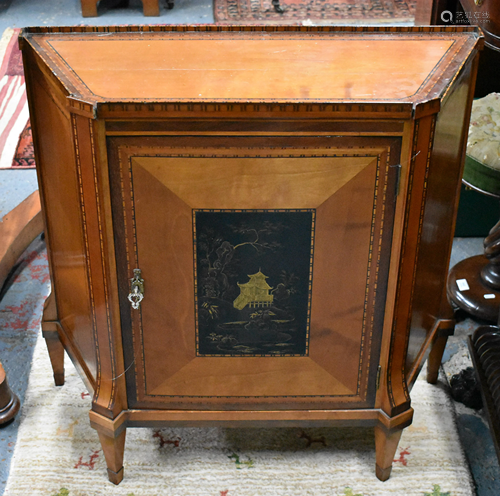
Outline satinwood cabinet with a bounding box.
[20,25,482,484]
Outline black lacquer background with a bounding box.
[194,210,314,356]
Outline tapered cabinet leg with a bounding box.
[374,425,403,481]
[43,331,65,386]
[97,429,126,484]
[427,333,450,384]
[81,0,99,16]
[142,0,160,15]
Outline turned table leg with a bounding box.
[448,207,500,323]
[142,0,160,15]
[0,362,20,425]
[374,425,403,481]
[98,429,126,484]
[81,0,99,16]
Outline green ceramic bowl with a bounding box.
[462,153,500,198]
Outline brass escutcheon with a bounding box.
[128,268,145,310]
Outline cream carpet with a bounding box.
[4,332,474,496]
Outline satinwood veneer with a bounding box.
[20,25,482,483]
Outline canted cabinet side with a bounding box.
[405,53,480,385]
[70,114,127,419]
[22,46,97,390]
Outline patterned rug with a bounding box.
[0,236,50,493]
[3,323,474,495]
[214,0,417,25]
[0,28,35,170]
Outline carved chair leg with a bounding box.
[81,0,99,16]
[374,425,403,481]
[98,429,126,484]
[43,330,65,386]
[142,0,160,16]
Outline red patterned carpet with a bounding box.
[10,121,35,169]
[214,0,417,25]
[0,236,50,493]
[0,28,35,170]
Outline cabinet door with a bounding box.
[109,136,401,411]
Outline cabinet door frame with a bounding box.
[107,135,402,411]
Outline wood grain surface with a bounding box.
[19,25,482,483]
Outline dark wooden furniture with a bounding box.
[447,154,500,322]
[469,323,500,464]
[446,0,500,322]
[458,0,500,51]
[448,0,500,466]
[20,25,482,484]
[81,0,163,17]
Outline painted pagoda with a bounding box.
[233,270,274,310]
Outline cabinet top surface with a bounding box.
[21,26,482,113]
